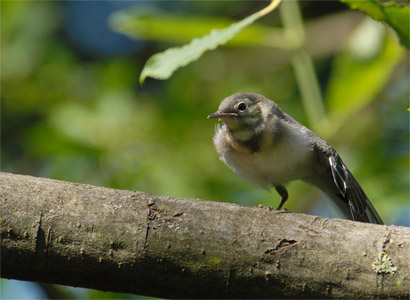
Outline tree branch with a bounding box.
[1,172,409,299]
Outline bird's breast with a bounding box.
[213,125,313,189]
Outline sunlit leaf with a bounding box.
[137,0,281,83]
[341,0,410,49]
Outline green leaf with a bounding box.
[341,0,410,49]
[138,12,260,84]
[136,0,281,83]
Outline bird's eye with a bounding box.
[237,102,247,111]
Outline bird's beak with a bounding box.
[207,111,238,119]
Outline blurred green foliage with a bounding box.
[1,1,408,299]
[341,0,410,49]
[326,18,405,124]
[109,7,287,48]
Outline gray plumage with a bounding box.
[208,92,383,224]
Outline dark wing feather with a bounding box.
[329,154,384,224]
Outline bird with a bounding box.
[208,92,384,224]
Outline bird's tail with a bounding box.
[328,155,384,225]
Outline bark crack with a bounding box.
[45,227,52,256]
[265,239,298,254]
[34,212,43,253]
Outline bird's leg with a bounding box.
[274,185,288,210]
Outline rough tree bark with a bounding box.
[1,172,409,299]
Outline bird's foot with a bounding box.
[258,204,287,212]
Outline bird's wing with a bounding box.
[328,153,384,224]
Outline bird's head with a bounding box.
[207,92,267,131]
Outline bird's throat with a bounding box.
[227,126,262,153]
